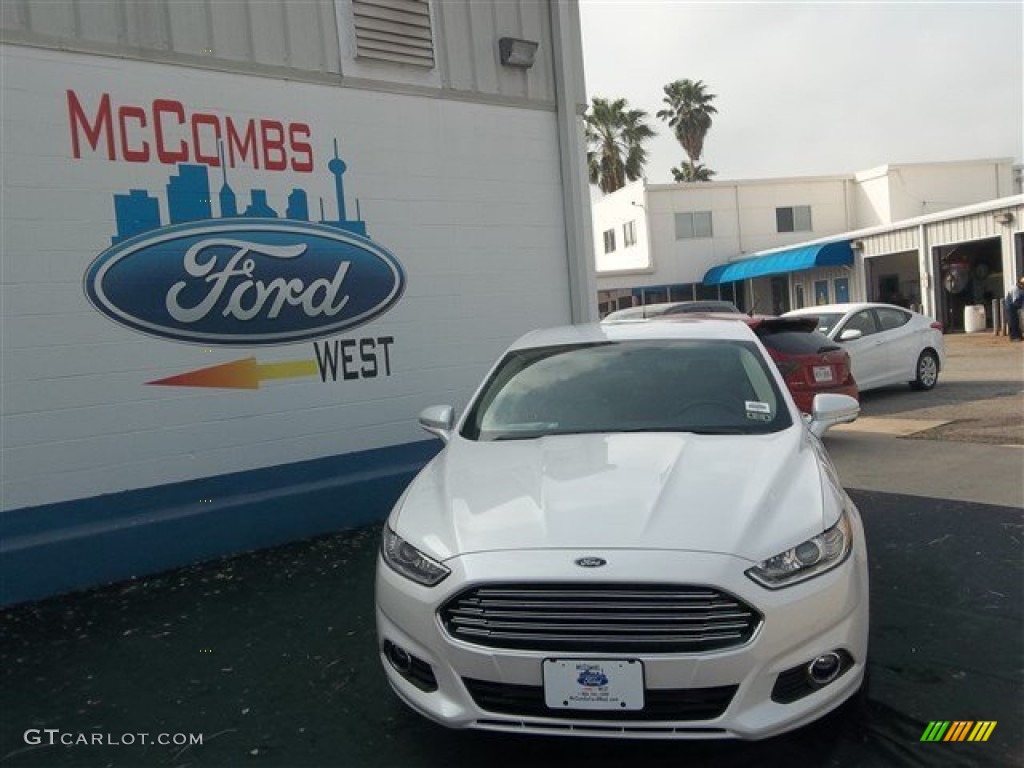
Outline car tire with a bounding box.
[910,350,939,391]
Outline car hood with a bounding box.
[395,430,839,564]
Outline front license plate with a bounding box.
[543,659,644,711]
[813,365,834,383]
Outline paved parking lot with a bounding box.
[2,334,1021,767]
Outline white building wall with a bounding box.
[852,170,892,227]
[0,42,575,511]
[592,180,649,273]
[595,176,851,291]
[594,160,1021,311]
[886,160,1014,220]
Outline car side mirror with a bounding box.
[808,394,859,438]
[419,405,455,443]
[838,328,863,342]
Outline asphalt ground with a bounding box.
[2,334,1022,768]
[1,491,1021,768]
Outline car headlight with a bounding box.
[381,524,450,586]
[746,508,853,589]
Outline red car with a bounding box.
[746,316,859,414]
[624,312,861,415]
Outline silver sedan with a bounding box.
[784,302,945,392]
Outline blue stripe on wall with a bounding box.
[0,439,442,607]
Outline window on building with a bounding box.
[674,211,713,239]
[603,229,616,253]
[794,284,806,309]
[776,205,812,233]
[623,220,637,247]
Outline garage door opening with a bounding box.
[934,237,1004,331]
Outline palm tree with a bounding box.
[585,97,656,194]
[657,79,718,179]
[671,162,717,183]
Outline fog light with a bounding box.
[385,640,412,673]
[807,652,842,685]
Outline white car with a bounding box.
[783,303,945,392]
[375,319,868,740]
[602,300,742,323]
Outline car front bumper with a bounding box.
[374,515,869,740]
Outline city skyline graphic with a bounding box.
[111,138,367,244]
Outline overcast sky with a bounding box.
[579,1,1023,184]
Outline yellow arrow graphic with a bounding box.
[147,357,319,389]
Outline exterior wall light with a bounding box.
[499,37,539,68]
[993,211,1014,225]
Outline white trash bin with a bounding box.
[964,304,987,333]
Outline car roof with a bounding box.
[510,318,758,350]
[784,302,908,316]
[602,300,740,321]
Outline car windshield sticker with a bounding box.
[745,401,772,421]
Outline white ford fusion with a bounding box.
[375,319,868,739]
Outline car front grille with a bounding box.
[439,583,761,653]
[463,677,737,722]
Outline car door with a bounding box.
[872,306,918,384]
[835,309,887,389]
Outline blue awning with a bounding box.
[702,241,853,285]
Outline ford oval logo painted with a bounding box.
[84,219,405,345]
[574,557,607,568]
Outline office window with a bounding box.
[603,229,616,253]
[776,205,812,233]
[623,220,637,247]
[674,211,713,239]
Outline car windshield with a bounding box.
[806,313,845,336]
[757,328,840,355]
[461,340,793,441]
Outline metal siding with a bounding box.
[250,1,289,67]
[433,0,554,103]
[467,1,498,93]
[318,1,342,73]
[286,0,326,72]
[4,0,341,77]
[208,0,252,62]
[23,0,76,39]
[493,0,524,99]
[928,213,999,247]
[167,1,211,58]
[123,0,171,51]
[520,0,554,102]
[863,228,917,257]
[1,1,26,31]
[439,0,474,91]
[75,0,120,44]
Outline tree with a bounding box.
[585,97,656,194]
[671,162,717,183]
[657,79,718,181]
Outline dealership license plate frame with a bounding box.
[542,658,644,711]
[813,365,834,383]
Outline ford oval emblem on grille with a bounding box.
[574,557,607,568]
